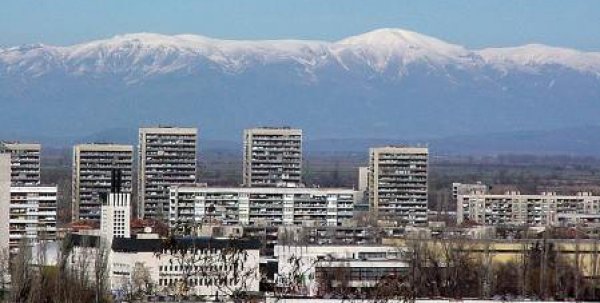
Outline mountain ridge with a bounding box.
[1,28,599,148]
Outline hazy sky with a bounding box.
[1,0,600,50]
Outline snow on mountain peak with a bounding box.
[333,28,475,72]
[1,28,599,80]
[479,44,600,74]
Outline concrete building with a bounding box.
[9,186,57,252]
[138,127,197,221]
[368,146,428,225]
[452,182,489,222]
[243,127,302,187]
[0,154,10,252]
[457,191,600,226]
[0,142,41,186]
[63,235,260,299]
[101,170,131,243]
[72,144,133,222]
[274,244,409,297]
[169,185,357,229]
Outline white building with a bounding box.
[457,191,600,226]
[63,235,261,299]
[0,142,41,186]
[138,127,197,221]
[368,146,428,225]
[169,185,357,229]
[243,127,302,187]
[275,244,409,297]
[452,182,489,222]
[9,186,57,252]
[72,143,133,222]
[101,192,131,242]
[0,154,10,252]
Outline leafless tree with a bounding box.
[157,235,260,302]
[0,248,10,301]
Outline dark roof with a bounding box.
[69,234,101,248]
[111,237,262,253]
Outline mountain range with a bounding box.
[1,28,600,154]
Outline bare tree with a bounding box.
[156,235,260,302]
[0,248,10,300]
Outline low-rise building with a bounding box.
[169,185,357,229]
[274,244,409,297]
[457,191,600,226]
[452,182,489,222]
[61,235,261,299]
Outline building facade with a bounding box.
[101,193,131,241]
[274,244,409,297]
[9,186,57,252]
[243,127,302,187]
[72,144,133,222]
[138,127,197,221]
[169,185,357,229]
[452,182,489,222]
[109,237,261,299]
[457,191,600,226]
[0,154,10,252]
[368,146,428,225]
[0,142,41,186]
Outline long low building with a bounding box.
[169,185,357,229]
[457,191,600,226]
[35,234,261,300]
[275,244,409,297]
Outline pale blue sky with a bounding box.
[1,0,599,50]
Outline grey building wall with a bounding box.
[243,127,302,187]
[0,154,10,252]
[138,127,197,221]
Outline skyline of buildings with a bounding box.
[2,126,600,301]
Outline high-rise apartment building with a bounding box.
[0,142,41,186]
[368,146,428,225]
[72,144,133,222]
[9,186,57,252]
[138,127,197,221]
[0,154,10,252]
[243,127,302,187]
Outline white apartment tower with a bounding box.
[0,142,41,186]
[101,170,131,242]
[0,154,10,252]
[138,127,197,221]
[243,127,302,187]
[368,146,429,225]
[9,186,57,252]
[72,144,133,222]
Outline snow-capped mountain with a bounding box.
[1,28,599,147]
